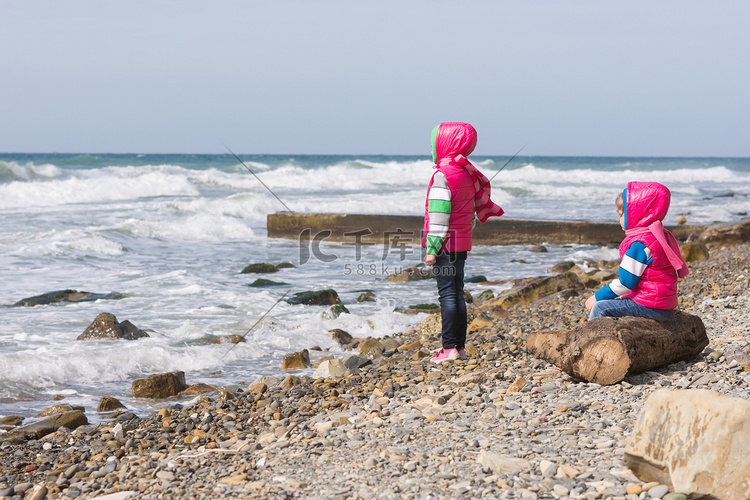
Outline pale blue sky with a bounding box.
[1,1,748,156]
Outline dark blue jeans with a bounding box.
[589,298,674,321]
[434,251,467,350]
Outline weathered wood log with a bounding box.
[526,311,708,385]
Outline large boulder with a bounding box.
[358,338,384,360]
[282,350,310,369]
[240,263,278,274]
[482,271,585,309]
[14,290,123,307]
[97,396,127,413]
[3,411,88,441]
[385,266,434,282]
[132,371,187,398]
[699,218,750,245]
[625,389,750,500]
[527,311,708,385]
[287,289,342,306]
[77,313,149,340]
[680,242,709,262]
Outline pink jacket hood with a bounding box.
[431,122,477,164]
[622,181,671,230]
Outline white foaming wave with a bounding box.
[501,164,747,186]
[0,161,63,183]
[0,171,200,209]
[7,229,124,257]
[263,159,435,192]
[169,192,278,222]
[0,336,267,389]
[118,213,256,242]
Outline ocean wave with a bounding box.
[0,161,63,184]
[116,213,256,242]
[0,170,200,209]
[5,229,125,258]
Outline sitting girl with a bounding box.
[585,181,689,321]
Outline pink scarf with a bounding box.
[626,220,689,278]
[438,154,504,222]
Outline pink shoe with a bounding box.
[430,348,460,364]
[457,348,468,360]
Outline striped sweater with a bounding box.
[595,241,653,301]
[425,171,452,255]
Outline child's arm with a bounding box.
[594,241,653,301]
[425,172,452,258]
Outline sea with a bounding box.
[1,153,749,424]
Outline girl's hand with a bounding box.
[424,254,436,266]
[585,295,596,312]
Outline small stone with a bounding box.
[649,485,670,498]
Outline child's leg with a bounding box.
[454,254,467,349]
[589,298,674,321]
[434,253,463,349]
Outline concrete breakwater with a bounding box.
[267,213,703,246]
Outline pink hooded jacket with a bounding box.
[620,181,689,309]
[421,122,504,252]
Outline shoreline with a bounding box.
[1,243,749,499]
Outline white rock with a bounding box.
[625,388,750,500]
[313,359,349,379]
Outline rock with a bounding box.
[649,485,670,498]
[475,289,494,302]
[323,303,349,318]
[180,383,217,395]
[527,245,548,252]
[282,350,310,369]
[132,371,187,398]
[312,359,349,379]
[240,263,278,274]
[249,278,288,287]
[13,289,123,307]
[0,415,23,428]
[358,338,384,360]
[275,262,295,269]
[97,396,126,413]
[5,411,88,440]
[417,313,442,338]
[396,303,439,314]
[287,289,342,306]
[676,215,687,225]
[699,219,750,245]
[527,311,708,385]
[330,329,353,345]
[625,389,750,500]
[356,291,376,302]
[188,334,246,345]
[679,242,709,262]
[465,275,488,283]
[385,265,434,282]
[77,313,149,340]
[342,354,371,370]
[484,272,585,309]
[476,451,531,475]
[548,261,575,273]
[35,404,84,417]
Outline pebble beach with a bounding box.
[1,242,749,500]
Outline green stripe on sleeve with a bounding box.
[428,199,451,213]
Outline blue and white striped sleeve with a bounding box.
[425,172,451,255]
[594,241,653,301]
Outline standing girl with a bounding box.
[423,122,505,363]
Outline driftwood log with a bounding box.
[526,311,708,385]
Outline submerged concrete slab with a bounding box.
[267,213,702,246]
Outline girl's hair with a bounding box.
[616,192,624,215]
